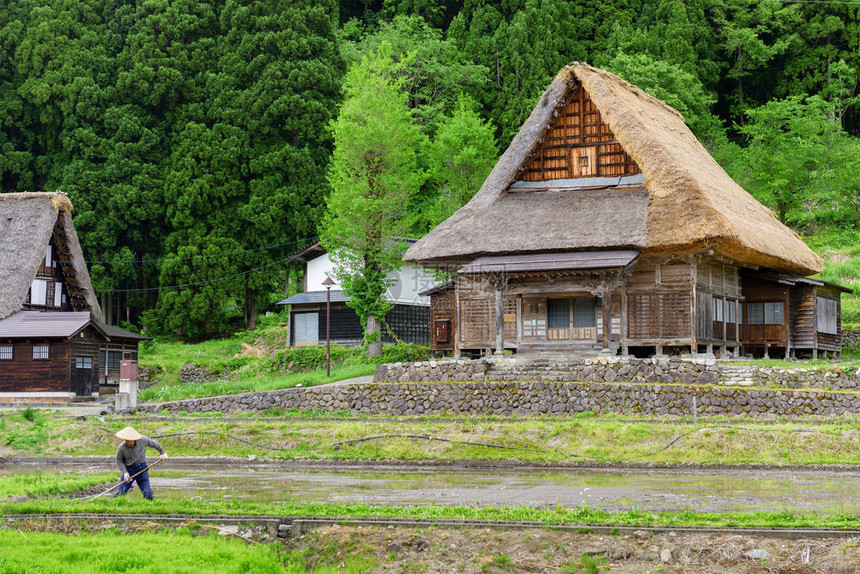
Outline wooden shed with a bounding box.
[404,63,846,359]
[0,192,146,399]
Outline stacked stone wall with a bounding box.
[132,358,860,417]
[135,380,860,418]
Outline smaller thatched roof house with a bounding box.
[0,192,145,400]
[0,192,102,321]
[406,63,843,360]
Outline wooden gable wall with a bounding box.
[519,85,640,182]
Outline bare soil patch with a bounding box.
[291,524,860,573]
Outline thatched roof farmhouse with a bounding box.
[0,192,145,400]
[407,63,845,360]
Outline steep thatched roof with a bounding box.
[404,63,822,276]
[0,192,103,321]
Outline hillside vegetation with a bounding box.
[1,1,858,338]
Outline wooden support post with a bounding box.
[785,292,791,360]
[620,289,628,356]
[453,284,461,359]
[494,286,504,355]
[764,344,770,359]
[602,289,611,350]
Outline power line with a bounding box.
[85,236,319,265]
[761,0,860,5]
[90,192,449,294]
[95,256,293,294]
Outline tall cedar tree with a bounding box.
[322,43,426,357]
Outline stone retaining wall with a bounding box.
[374,357,720,386]
[133,357,860,417]
[734,366,860,389]
[134,379,860,418]
[375,357,860,391]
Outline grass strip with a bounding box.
[0,528,291,574]
[8,411,860,465]
[0,472,116,498]
[4,498,860,530]
[139,364,375,402]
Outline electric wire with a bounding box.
[85,236,319,265]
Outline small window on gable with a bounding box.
[33,345,49,360]
[0,345,12,360]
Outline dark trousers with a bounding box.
[114,462,154,500]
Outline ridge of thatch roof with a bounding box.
[404,63,822,276]
[0,192,103,321]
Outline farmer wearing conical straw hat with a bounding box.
[114,426,167,500]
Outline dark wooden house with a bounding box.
[405,63,848,359]
[278,242,437,347]
[0,192,147,400]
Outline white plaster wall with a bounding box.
[304,253,436,305]
[385,263,436,306]
[305,253,340,291]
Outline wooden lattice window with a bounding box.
[519,85,640,183]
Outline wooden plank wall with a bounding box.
[0,341,71,393]
[816,285,843,351]
[459,296,493,349]
[626,256,693,341]
[429,290,455,352]
[521,298,547,340]
[520,85,640,182]
[695,258,741,344]
[789,285,815,349]
[740,275,788,346]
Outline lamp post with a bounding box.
[322,276,336,377]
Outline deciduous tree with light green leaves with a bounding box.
[322,43,427,357]
[410,94,497,233]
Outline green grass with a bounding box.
[0,472,116,498]
[805,229,860,331]
[139,337,248,386]
[5,497,860,531]
[0,528,293,574]
[8,412,860,465]
[139,363,375,402]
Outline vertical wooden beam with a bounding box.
[690,262,698,355]
[453,283,461,359]
[813,287,819,358]
[784,290,791,359]
[495,286,504,355]
[621,288,628,356]
[516,295,523,346]
[602,288,611,350]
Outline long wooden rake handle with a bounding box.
[82,457,165,501]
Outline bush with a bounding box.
[378,343,430,363]
[271,343,430,373]
[273,345,364,373]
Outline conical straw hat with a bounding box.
[115,426,142,441]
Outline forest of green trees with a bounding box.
[1,0,859,339]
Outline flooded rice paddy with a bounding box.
[4,460,860,514]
